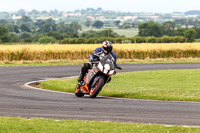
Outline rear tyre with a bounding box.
[89,77,105,98]
[75,84,84,97]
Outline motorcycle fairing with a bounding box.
[86,66,100,89]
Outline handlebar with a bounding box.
[116,65,122,70]
[90,59,99,64]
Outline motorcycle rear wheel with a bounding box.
[89,77,105,98]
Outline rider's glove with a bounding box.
[113,70,117,75]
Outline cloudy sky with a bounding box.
[0,0,199,13]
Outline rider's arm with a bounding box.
[89,48,101,61]
[112,52,117,68]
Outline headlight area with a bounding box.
[104,64,110,70]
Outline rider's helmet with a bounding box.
[102,41,113,54]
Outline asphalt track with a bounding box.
[0,63,200,126]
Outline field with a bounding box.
[81,27,138,37]
[1,43,200,63]
[1,117,199,133]
[39,69,200,102]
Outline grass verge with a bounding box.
[39,69,200,102]
[1,58,200,67]
[0,117,199,133]
[0,60,84,67]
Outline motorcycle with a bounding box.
[75,54,122,98]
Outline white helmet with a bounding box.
[102,41,113,54]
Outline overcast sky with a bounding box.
[0,0,199,13]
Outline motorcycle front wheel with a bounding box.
[89,77,105,98]
[75,84,84,97]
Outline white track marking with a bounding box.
[24,76,200,127]
[24,76,200,103]
[24,76,78,95]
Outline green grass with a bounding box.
[0,117,199,133]
[39,69,200,102]
[112,28,138,37]
[2,58,200,67]
[0,61,83,67]
[81,27,138,37]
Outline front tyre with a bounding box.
[75,84,84,97]
[89,77,105,98]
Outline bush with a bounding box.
[18,32,32,39]
[38,36,57,44]
[115,38,125,43]
[122,39,132,43]
[23,38,32,43]
[195,39,200,42]
[171,36,185,43]
[134,36,146,43]
[159,36,171,43]
[58,36,187,44]
[75,38,87,44]
[146,36,157,43]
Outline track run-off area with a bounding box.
[0,63,200,126]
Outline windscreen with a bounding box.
[100,54,115,70]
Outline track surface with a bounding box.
[0,63,200,126]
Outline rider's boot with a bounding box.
[77,73,84,88]
[77,63,90,88]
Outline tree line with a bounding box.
[0,16,200,43]
[138,21,199,42]
[0,16,118,43]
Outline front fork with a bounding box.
[106,76,111,83]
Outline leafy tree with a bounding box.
[50,10,59,16]
[9,33,19,42]
[56,23,69,33]
[21,16,32,23]
[0,19,9,25]
[193,27,200,39]
[46,32,65,40]
[34,19,46,27]
[99,29,120,37]
[80,29,121,38]
[20,24,31,32]
[41,10,48,15]
[5,23,19,33]
[38,22,56,33]
[184,29,197,42]
[84,19,92,27]
[56,22,81,34]
[0,25,10,42]
[80,30,99,38]
[30,9,40,15]
[16,9,26,16]
[161,21,176,36]
[46,18,56,24]
[0,12,10,19]
[132,21,143,28]
[119,23,132,29]
[174,28,186,36]
[69,22,82,33]
[17,16,33,26]
[18,32,32,39]
[92,21,104,29]
[113,20,121,27]
[139,22,162,37]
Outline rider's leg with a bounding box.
[77,62,92,82]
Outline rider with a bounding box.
[77,41,117,86]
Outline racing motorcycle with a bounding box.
[75,54,122,98]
